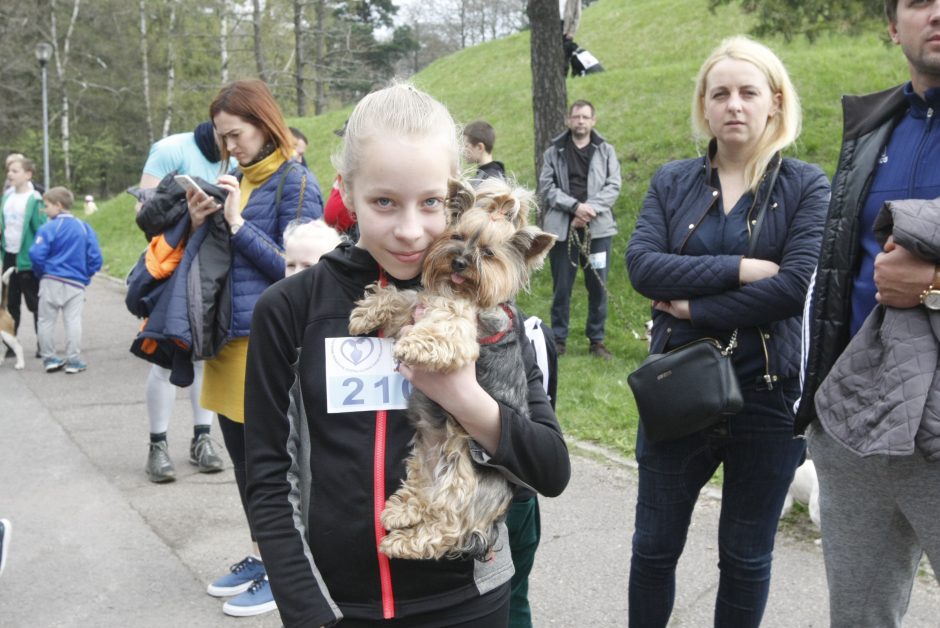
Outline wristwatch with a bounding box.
[229,221,242,236]
[921,266,940,310]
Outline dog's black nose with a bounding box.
[451,257,467,273]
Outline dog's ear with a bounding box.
[474,179,533,228]
[486,191,524,226]
[445,178,475,224]
[511,226,557,270]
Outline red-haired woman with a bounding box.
[185,79,323,617]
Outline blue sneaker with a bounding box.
[64,358,87,374]
[0,518,10,578]
[207,555,265,597]
[43,357,65,372]
[222,575,278,617]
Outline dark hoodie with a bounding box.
[474,160,506,183]
[245,241,570,627]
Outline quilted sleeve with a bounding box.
[689,162,830,329]
[626,164,742,300]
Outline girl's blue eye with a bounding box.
[375,198,392,207]
[423,197,442,209]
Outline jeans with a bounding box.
[548,233,611,343]
[628,382,806,628]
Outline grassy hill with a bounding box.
[88,0,910,456]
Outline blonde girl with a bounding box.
[244,83,570,627]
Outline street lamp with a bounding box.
[35,42,53,191]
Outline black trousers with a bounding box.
[2,252,39,342]
[218,413,254,541]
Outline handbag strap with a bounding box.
[746,153,782,258]
[724,155,781,357]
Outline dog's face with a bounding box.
[422,206,555,309]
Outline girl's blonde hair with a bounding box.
[332,82,460,189]
[283,219,344,249]
[691,36,801,192]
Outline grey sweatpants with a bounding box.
[807,424,940,628]
[37,278,85,360]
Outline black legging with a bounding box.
[2,251,39,337]
[218,413,254,541]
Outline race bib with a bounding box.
[576,50,600,69]
[325,337,412,413]
[588,251,607,270]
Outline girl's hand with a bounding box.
[186,188,221,232]
[215,174,244,231]
[397,359,501,454]
[653,299,691,320]
[739,258,780,284]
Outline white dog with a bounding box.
[0,267,25,370]
[781,459,820,528]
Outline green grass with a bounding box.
[91,0,911,458]
[84,192,145,281]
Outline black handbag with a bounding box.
[627,156,782,442]
[628,334,742,442]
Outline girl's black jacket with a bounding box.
[244,242,571,627]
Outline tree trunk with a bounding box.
[294,0,306,116]
[252,0,268,82]
[459,0,467,48]
[314,0,326,115]
[51,0,82,183]
[138,0,154,146]
[526,0,566,179]
[161,0,179,138]
[219,0,230,84]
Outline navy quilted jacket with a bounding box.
[626,151,829,383]
[226,160,323,337]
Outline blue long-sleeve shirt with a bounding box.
[850,83,940,336]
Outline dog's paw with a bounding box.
[381,495,424,531]
[380,528,446,561]
[394,333,477,372]
[348,307,379,336]
[14,360,25,370]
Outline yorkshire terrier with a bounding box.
[0,267,26,370]
[348,177,556,560]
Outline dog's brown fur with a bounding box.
[0,267,26,369]
[348,177,556,560]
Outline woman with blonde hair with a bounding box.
[625,36,829,627]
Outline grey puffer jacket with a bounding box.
[815,197,940,460]
[538,130,621,241]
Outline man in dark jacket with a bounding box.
[538,100,621,360]
[797,2,940,625]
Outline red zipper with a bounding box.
[373,407,395,618]
[372,267,395,619]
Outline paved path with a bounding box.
[1,277,938,626]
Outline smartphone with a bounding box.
[174,174,206,196]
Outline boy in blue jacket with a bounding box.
[29,187,103,373]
